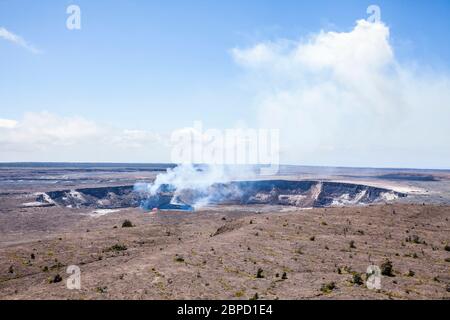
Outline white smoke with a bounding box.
[135,163,257,209]
[149,164,230,195]
[231,19,450,169]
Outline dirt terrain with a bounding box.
[0,164,449,300]
[0,203,449,300]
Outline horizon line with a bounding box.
[0,161,448,172]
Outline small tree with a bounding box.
[122,220,133,228]
[381,259,394,277]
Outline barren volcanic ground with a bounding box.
[0,164,449,300]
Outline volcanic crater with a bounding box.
[29,180,405,210]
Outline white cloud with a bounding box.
[0,112,168,162]
[0,119,17,129]
[0,112,102,150]
[0,27,41,54]
[232,20,450,169]
[110,129,164,149]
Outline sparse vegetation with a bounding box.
[48,274,62,283]
[234,291,245,297]
[351,273,364,285]
[174,254,185,262]
[320,282,336,293]
[122,220,134,228]
[107,244,127,252]
[406,270,415,277]
[249,292,259,300]
[406,235,426,245]
[96,286,107,293]
[1,179,449,300]
[256,268,264,278]
[381,260,394,277]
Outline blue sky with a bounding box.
[1,0,450,167]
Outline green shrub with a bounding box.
[107,244,127,252]
[381,260,394,277]
[406,235,426,245]
[256,268,264,278]
[49,274,62,283]
[320,282,336,293]
[122,220,133,228]
[96,286,107,293]
[174,254,185,262]
[249,292,259,300]
[351,273,364,285]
